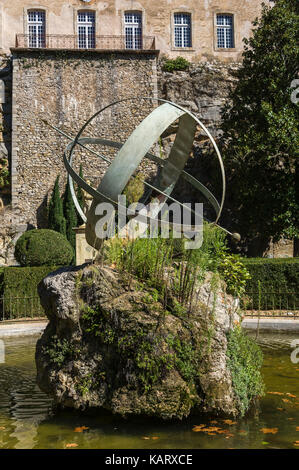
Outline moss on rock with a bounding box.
[226,326,265,416]
[36,264,264,420]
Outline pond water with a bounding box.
[0,332,298,449]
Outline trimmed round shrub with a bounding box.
[15,229,74,267]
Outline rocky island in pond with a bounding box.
[36,263,264,420]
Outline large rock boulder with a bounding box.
[36,264,257,420]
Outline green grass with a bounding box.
[100,223,227,308]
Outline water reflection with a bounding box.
[0,336,52,449]
[0,332,298,449]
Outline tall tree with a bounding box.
[48,176,66,236]
[63,177,78,250]
[221,0,299,256]
[76,164,85,226]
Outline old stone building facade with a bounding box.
[0,0,271,61]
[0,1,278,265]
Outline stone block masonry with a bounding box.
[10,49,159,229]
[0,55,11,178]
[157,61,239,138]
[2,51,239,265]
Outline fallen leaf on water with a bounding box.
[287,418,294,421]
[65,443,78,448]
[192,425,223,433]
[239,430,248,434]
[141,437,150,440]
[192,425,206,432]
[296,427,299,431]
[267,392,284,396]
[282,399,291,403]
[74,426,89,433]
[277,408,284,411]
[223,420,237,425]
[286,393,297,398]
[202,427,222,433]
[208,433,217,436]
[0,426,5,430]
[260,428,278,435]
[294,441,299,447]
[210,420,218,424]
[151,437,159,440]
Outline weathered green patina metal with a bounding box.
[47,97,239,249]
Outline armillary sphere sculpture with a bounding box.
[45,97,240,249]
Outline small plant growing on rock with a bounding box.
[42,336,74,367]
[162,56,191,72]
[226,326,264,416]
[123,172,145,205]
[217,253,251,297]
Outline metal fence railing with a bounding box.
[0,296,46,321]
[15,34,156,51]
[243,291,299,318]
[1,291,298,321]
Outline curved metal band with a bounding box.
[65,97,226,248]
[66,142,221,233]
[67,136,220,217]
[86,104,198,247]
[68,97,226,224]
[97,103,185,201]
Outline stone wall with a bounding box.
[10,49,158,227]
[265,238,294,259]
[158,60,238,137]
[0,54,13,265]
[0,54,11,192]
[0,49,158,265]
[0,53,242,265]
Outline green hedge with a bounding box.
[0,266,60,319]
[242,258,299,310]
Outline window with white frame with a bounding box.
[216,14,234,48]
[28,10,46,48]
[124,12,142,49]
[174,13,192,48]
[77,11,96,49]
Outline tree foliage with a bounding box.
[63,177,78,250]
[0,157,9,189]
[48,176,66,236]
[221,0,299,256]
[76,164,85,226]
